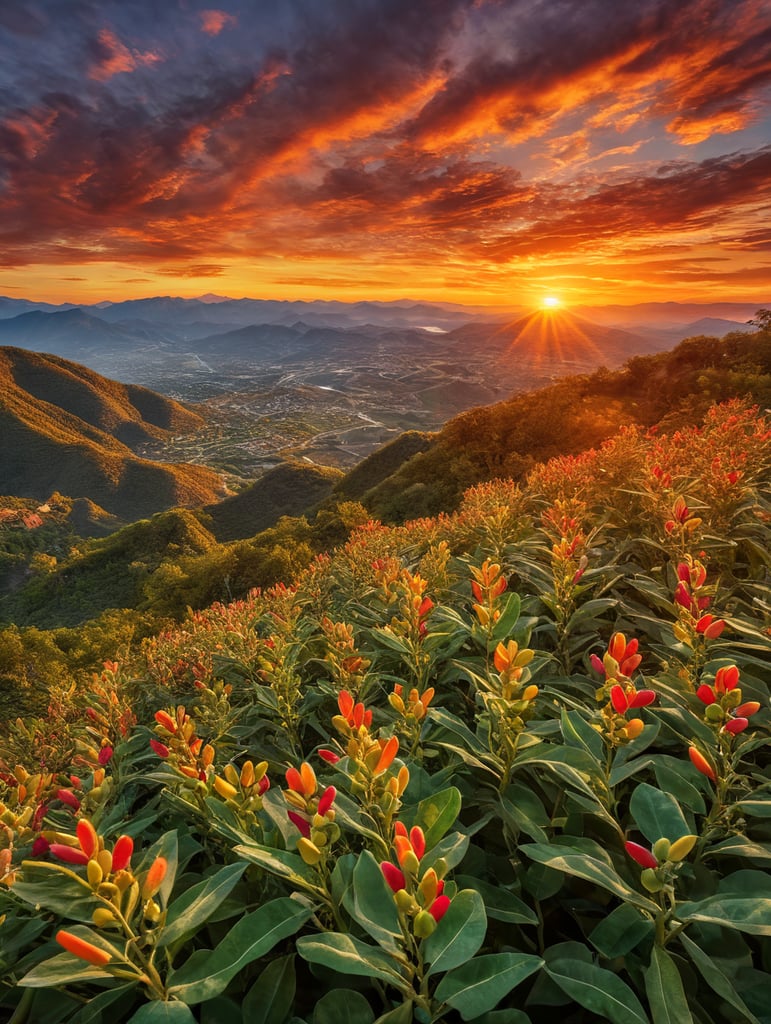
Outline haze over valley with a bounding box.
[0,294,759,481]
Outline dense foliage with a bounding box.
[1,398,769,1022]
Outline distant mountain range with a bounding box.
[0,346,225,521]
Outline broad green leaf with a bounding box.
[434,953,543,1020]
[499,783,550,843]
[678,896,771,935]
[644,945,693,1024]
[590,904,653,958]
[736,799,771,818]
[491,591,522,641]
[414,786,462,850]
[421,831,470,873]
[455,875,538,925]
[73,982,137,1024]
[706,837,771,863]
[423,889,487,977]
[169,898,313,1003]
[233,841,318,891]
[564,597,618,633]
[158,861,246,948]
[242,954,296,1024]
[520,844,659,913]
[515,746,610,809]
[313,989,375,1024]
[127,1004,197,1024]
[297,933,409,990]
[652,759,706,814]
[351,851,403,951]
[372,1003,414,1024]
[679,933,760,1024]
[546,958,648,1024]
[561,708,604,761]
[12,862,97,922]
[19,951,115,988]
[629,783,689,843]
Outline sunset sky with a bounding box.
[0,0,769,308]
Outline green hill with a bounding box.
[0,346,225,519]
[352,327,771,521]
[205,460,344,541]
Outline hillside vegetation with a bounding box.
[0,347,224,519]
[0,387,769,1021]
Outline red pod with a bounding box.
[630,689,655,708]
[723,717,748,735]
[429,894,451,921]
[610,685,629,715]
[76,819,98,859]
[287,810,311,838]
[317,785,336,816]
[696,684,716,705]
[381,861,406,893]
[409,826,426,861]
[56,789,81,811]
[149,739,170,759]
[688,746,717,782]
[318,748,340,765]
[112,835,134,872]
[50,843,90,866]
[624,841,658,869]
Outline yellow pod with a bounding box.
[87,860,104,887]
[223,764,240,788]
[668,835,698,862]
[213,776,238,801]
[240,761,255,788]
[97,849,113,876]
[92,907,117,928]
[297,837,322,865]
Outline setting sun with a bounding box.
[542,296,562,309]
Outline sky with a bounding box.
[0,0,769,308]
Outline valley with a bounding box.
[0,295,759,487]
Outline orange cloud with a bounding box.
[89,28,160,82]
[200,10,238,36]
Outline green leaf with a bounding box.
[414,786,462,850]
[677,896,771,935]
[12,862,97,922]
[423,889,487,977]
[652,759,706,814]
[233,841,318,891]
[515,746,610,810]
[629,783,689,843]
[499,783,550,843]
[73,983,137,1024]
[735,799,771,817]
[520,844,659,913]
[158,862,246,949]
[351,851,403,951]
[590,904,653,959]
[168,898,313,1003]
[297,933,409,990]
[679,933,760,1024]
[545,958,649,1024]
[706,837,771,863]
[454,876,538,926]
[127,1005,197,1024]
[560,708,604,761]
[644,945,693,1024]
[18,951,115,988]
[313,989,375,1024]
[241,954,296,1024]
[434,953,543,1020]
[491,591,522,641]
